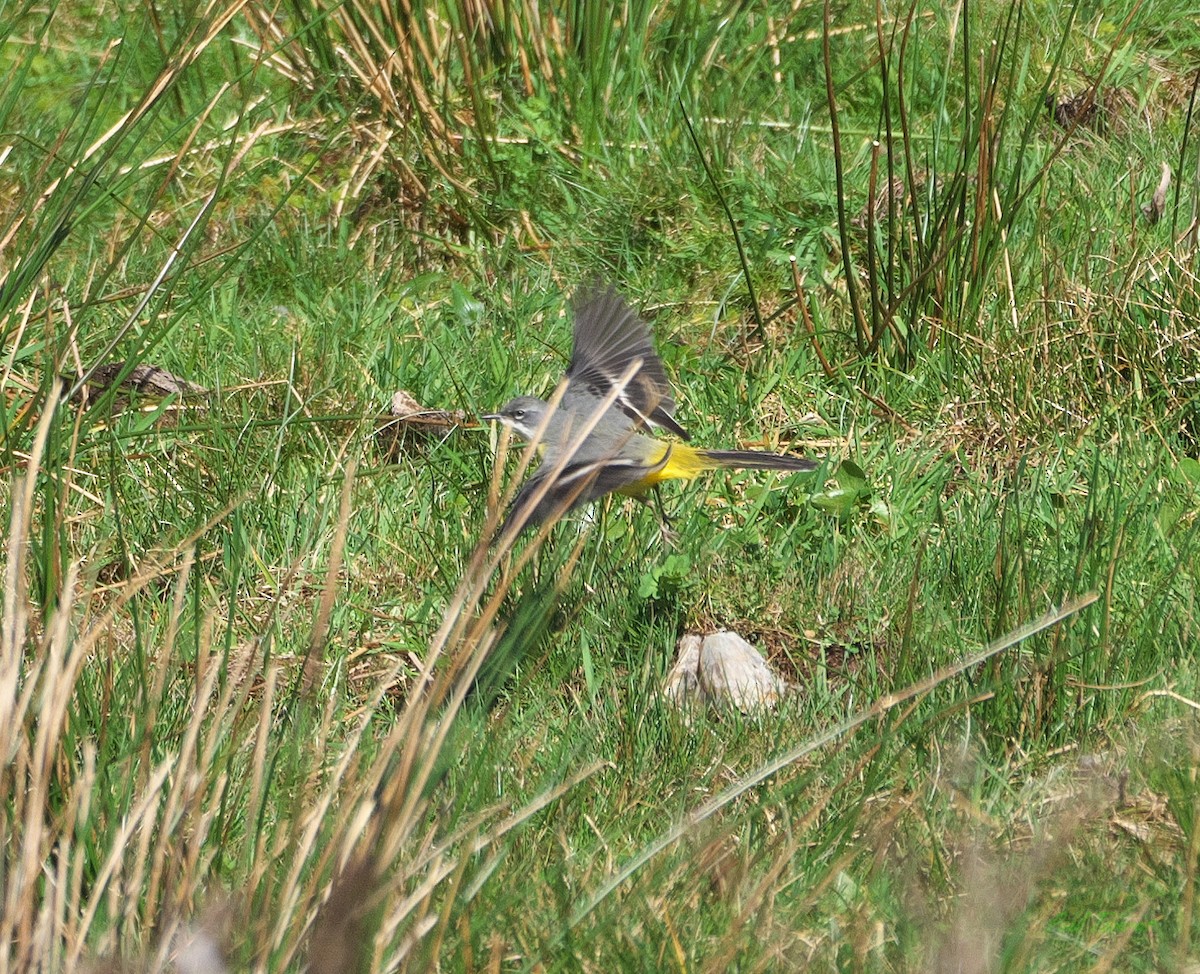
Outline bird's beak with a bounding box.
[480,412,501,422]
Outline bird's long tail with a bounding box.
[696,449,818,473]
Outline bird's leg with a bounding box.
[648,486,678,546]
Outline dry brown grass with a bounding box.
[0,361,646,970]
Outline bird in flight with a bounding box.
[483,284,818,537]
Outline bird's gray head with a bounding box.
[481,396,551,441]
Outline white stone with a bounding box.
[664,633,704,705]
[665,630,787,713]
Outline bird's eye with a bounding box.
[513,409,525,420]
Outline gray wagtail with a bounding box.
[483,284,818,536]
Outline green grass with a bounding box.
[2,0,1199,970]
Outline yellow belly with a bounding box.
[617,441,712,495]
